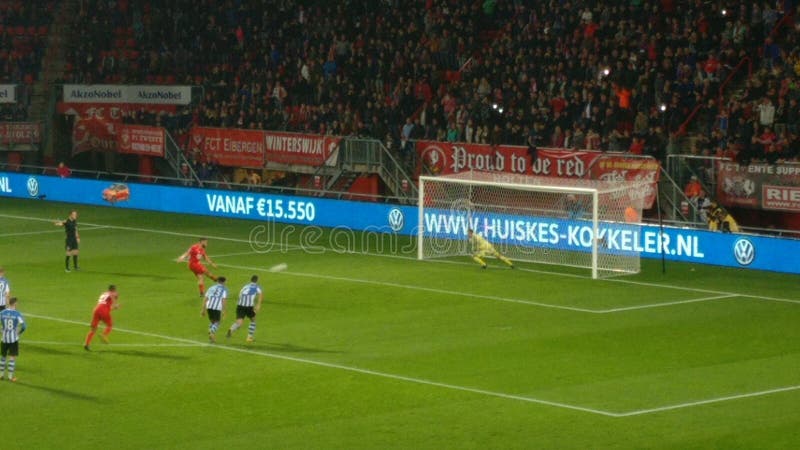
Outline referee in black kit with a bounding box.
[55,210,80,272]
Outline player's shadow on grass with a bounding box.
[79,270,182,281]
[14,382,101,403]
[256,342,343,354]
[103,349,193,360]
[263,300,330,310]
[27,344,76,356]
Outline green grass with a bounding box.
[1,196,799,449]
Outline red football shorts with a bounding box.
[189,262,207,276]
[91,309,112,328]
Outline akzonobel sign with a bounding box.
[63,85,192,105]
[0,85,16,103]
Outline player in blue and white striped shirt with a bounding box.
[201,277,227,343]
[0,297,26,382]
[0,267,11,311]
[226,275,264,343]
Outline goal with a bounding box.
[417,171,649,278]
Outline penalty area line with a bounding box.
[26,340,203,348]
[615,385,800,417]
[27,312,618,417]
[597,294,739,313]
[216,261,741,315]
[27,313,800,418]
[215,262,600,314]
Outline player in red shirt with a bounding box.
[176,238,218,296]
[84,285,119,351]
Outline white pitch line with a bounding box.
[217,261,750,315]
[0,225,109,238]
[598,294,739,313]
[3,212,799,307]
[28,312,800,418]
[27,313,619,417]
[215,262,601,314]
[211,247,307,259]
[26,340,203,347]
[615,385,800,417]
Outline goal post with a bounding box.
[417,171,648,279]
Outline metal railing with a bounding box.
[163,129,200,184]
[338,137,418,199]
[677,56,752,136]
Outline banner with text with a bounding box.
[0,84,15,103]
[263,131,340,166]
[0,122,41,145]
[716,161,800,212]
[189,127,265,167]
[62,84,192,105]
[117,124,165,157]
[416,141,660,207]
[1,171,798,274]
[58,103,175,155]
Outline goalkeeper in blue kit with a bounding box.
[468,229,514,269]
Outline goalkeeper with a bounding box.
[467,229,514,269]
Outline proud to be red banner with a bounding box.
[189,127,266,167]
[117,124,165,157]
[416,141,661,207]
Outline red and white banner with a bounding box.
[58,103,176,155]
[117,124,165,157]
[189,127,265,167]
[0,122,41,145]
[763,185,800,212]
[416,141,661,207]
[72,116,117,154]
[57,102,176,118]
[717,161,800,212]
[189,127,341,168]
[263,131,340,166]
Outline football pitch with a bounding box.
[1,196,799,449]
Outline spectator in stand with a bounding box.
[707,203,740,232]
[56,162,71,178]
[629,136,645,155]
[684,175,704,205]
[58,0,799,181]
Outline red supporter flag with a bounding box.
[117,124,165,157]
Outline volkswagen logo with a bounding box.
[26,177,39,197]
[388,208,404,232]
[733,238,755,266]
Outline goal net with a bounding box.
[417,171,649,279]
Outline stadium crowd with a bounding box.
[0,0,55,121]
[61,0,799,170]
